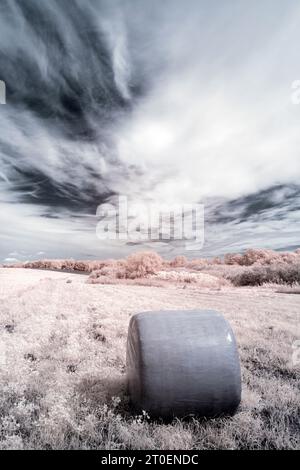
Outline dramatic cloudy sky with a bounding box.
[0,0,300,262]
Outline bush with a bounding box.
[223,249,300,267]
[212,257,222,265]
[186,258,208,270]
[73,261,89,272]
[169,256,188,268]
[224,253,244,265]
[125,252,163,279]
[89,260,126,280]
[89,252,163,282]
[227,263,300,286]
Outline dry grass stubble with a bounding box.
[0,268,299,450]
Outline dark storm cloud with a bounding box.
[209,185,300,225]
[0,0,139,212]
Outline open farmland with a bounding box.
[0,267,299,450]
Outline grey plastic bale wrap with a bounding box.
[126,310,241,419]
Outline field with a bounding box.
[0,266,299,450]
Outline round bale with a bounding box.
[126,310,241,419]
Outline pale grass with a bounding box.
[0,268,299,450]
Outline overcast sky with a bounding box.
[0,0,300,262]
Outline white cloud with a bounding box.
[1,0,300,258]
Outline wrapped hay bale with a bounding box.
[127,310,241,419]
